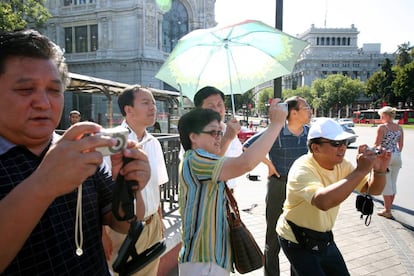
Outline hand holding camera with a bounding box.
[366,147,381,155]
[95,126,129,156]
[277,102,288,112]
[267,98,288,125]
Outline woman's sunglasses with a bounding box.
[200,130,223,138]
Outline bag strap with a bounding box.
[225,184,241,224]
[364,213,372,226]
[361,194,372,226]
[364,187,372,226]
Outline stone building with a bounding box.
[44,0,216,88]
[43,2,398,119]
[43,2,396,98]
[284,24,396,90]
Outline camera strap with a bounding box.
[74,185,84,256]
[112,157,166,276]
[112,157,137,221]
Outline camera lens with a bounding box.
[109,134,126,153]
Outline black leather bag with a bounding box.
[356,193,373,226]
[225,186,264,274]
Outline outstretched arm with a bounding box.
[311,145,390,211]
[219,99,287,181]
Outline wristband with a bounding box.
[374,170,386,176]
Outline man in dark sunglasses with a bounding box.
[276,118,391,276]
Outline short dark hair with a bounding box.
[178,108,221,151]
[307,138,323,153]
[0,29,69,88]
[284,96,305,120]
[117,85,153,117]
[193,86,225,107]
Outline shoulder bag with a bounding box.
[225,185,264,274]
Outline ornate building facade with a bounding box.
[284,24,396,90]
[44,0,216,88]
[43,2,396,113]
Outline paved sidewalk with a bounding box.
[231,163,414,276]
[164,162,414,275]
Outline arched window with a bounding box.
[162,0,189,53]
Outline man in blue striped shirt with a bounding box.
[243,96,312,276]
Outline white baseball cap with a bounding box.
[308,118,356,141]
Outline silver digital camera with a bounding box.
[367,147,381,155]
[95,127,129,156]
[278,102,288,112]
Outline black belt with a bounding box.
[287,220,333,252]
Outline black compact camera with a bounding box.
[356,194,373,215]
[356,194,374,226]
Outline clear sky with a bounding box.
[215,0,413,53]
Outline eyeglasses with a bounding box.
[200,130,223,138]
[299,106,311,111]
[317,140,349,147]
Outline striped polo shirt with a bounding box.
[178,148,233,271]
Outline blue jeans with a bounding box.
[278,236,350,276]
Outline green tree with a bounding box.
[365,71,385,103]
[257,88,273,115]
[224,89,255,116]
[392,62,414,102]
[395,43,413,67]
[0,0,50,31]
[366,59,396,105]
[312,74,364,117]
[282,86,313,102]
[310,78,327,115]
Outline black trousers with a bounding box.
[264,175,287,276]
[279,236,349,276]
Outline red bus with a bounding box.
[353,109,414,125]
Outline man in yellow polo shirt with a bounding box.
[276,118,391,275]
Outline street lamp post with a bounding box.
[274,0,283,99]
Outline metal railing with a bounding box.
[155,134,181,216]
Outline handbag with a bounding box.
[225,185,264,274]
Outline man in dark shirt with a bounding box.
[0,29,150,275]
[243,96,312,275]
